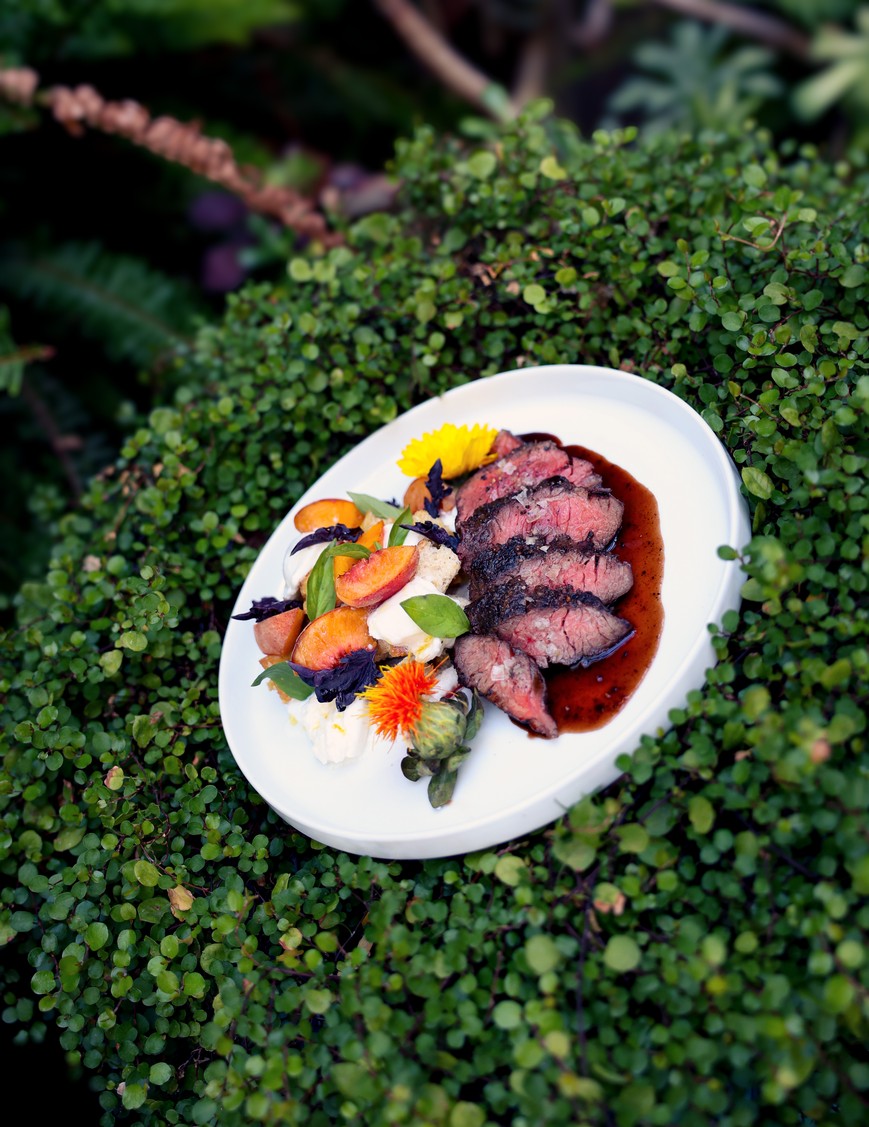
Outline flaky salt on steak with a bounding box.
[456,440,602,524]
[457,476,624,568]
[467,538,633,604]
[467,578,633,669]
[452,633,557,738]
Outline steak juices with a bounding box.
[451,434,660,737]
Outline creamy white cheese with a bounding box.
[287,694,395,765]
[288,660,462,765]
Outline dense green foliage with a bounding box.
[1,108,867,1124]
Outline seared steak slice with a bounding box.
[457,476,624,567]
[456,441,602,524]
[490,429,525,458]
[468,539,634,604]
[467,578,633,668]
[452,633,557,738]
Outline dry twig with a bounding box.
[570,0,615,49]
[0,65,342,246]
[372,0,517,120]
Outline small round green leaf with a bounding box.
[493,1000,523,1029]
[741,467,774,500]
[467,151,497,179]
[604,935,641,973]
[525,934,562,975]
[134,860,160,887]
[85,922,110,951]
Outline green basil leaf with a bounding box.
[348,492,404,519]
[252,663,314,700]
[400,594,470,639]
[332,543,371,561]
[388,507,413,546]
[305,548,337,620]
[305,542,371,620]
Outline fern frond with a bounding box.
[0,240,205,368]
[0,303,54,394]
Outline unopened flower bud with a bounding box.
[410,699,467,760]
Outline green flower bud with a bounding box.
[410,699,467,760]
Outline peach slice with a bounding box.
[253,607,305,658]
[335,544,419,609]
[333,520,385,581]
[293,498,364,533]
[403,476,456,513]
[291,605,376,671]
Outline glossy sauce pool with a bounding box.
[521,435,665,733]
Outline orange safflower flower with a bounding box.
[361,660,440,742]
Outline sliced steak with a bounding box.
[468,539,634,604]
[490,429,525,458]
[456,441,602,524]
[457,476,624,568]
[467,578,633,668]
[452,633,557,738]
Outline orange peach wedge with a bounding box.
[335,544,419,609]
[293,497,364,533]
[333,520,384,581]
[253,607,305,658]
[291,605,376,671]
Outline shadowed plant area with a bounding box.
[0,102,867,1124]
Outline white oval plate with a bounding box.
[218,365,750,859]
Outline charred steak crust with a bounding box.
[467,576,603,634]
[467,538,634,604]
[456,440,602,524]
[467,579,634,669]
[452,633,557,739]
[457,475,625,566]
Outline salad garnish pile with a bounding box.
[235,422,498,808]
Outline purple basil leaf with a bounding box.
[423,459,452,517]
[401,521,460,551]
[232,595,303,622]
[288,648,382,711]
[290,523,362,555]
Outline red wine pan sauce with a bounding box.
[520,433,665,733]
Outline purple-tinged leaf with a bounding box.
[288,648,382,711]
[423,459,452,517]
[401,521,460,551]
[291,524,362,554]
[232,595,303,622]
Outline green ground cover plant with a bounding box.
[1,106,867,1124]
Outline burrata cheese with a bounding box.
[287,694,394,765]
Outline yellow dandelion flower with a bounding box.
[398,422,498,479]
[361,660,440,742]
